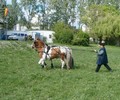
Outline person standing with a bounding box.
[94,41,112,72]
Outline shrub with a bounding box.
[72,30,89,46]
[52,22,74,44]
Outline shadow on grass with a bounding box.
[37,64,80,70]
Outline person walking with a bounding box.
[94,41,112,72]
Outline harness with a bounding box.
[44,44,57,54]
[43,44,61,59]
[45,44,50,54]
[44,45,50,59]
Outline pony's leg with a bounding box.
[44,62,47,66]
[65,51,73,69]
[38,59,46,68]
[41,62,47,68]
[38,59,43,65]
[66,61,70,69]
[63,57,69,69]
[51,60,54,68]
[41,60,47,68]
[60,59,65,69]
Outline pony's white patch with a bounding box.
[61,59,65,69]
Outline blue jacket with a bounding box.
[97,47,108,65]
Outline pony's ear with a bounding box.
[36,37,40,40]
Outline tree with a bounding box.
[7,0,20,30]
[20,0,37,29]
[79,1,120,45]
[49,0,77,25]
[20,0,52,30]
[89,5,120,45]
[79,0,120,28]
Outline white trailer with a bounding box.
[27,30,55,43]
[27,31,42,40]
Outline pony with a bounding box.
[32,38,74,69]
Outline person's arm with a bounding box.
[94,49,98,53]
[98,50,104,55]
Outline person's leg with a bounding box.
[104,64,112,71]
[95,64,101,72]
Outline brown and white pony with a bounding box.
[32,38,74,69]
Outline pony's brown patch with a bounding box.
[50,48,61,59]
[33,38,45,58]
[34,38,45,48]
[60,53,66,60]
[38,48,44,58]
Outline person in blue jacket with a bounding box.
[95,41,112,72]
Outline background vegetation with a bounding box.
[1,0,119,45]
[52,22,89,46]
[0,41,120,100]
[52,22,74,44]
[72,30,89,46]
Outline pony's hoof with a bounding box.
[66,67,70,69]
[61,67,64,69]
[38,62,41,64]
[41,65,44,68]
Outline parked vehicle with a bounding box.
[8,32,27,40]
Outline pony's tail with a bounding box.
[65,49,74,69]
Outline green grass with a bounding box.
[0,41,120,100]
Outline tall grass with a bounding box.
[0,41,120,100]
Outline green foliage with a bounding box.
[7,3,20,30]
[92,8,120,45]
[49,0,77,25]
[81,4,120,45]
[1,41,120,100]
[53,22,74,44]
[0,0,7,30]
[72,30,89,46]
[18,0,77,30]
[0,0,5,19]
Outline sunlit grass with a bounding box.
[0,41,120,100]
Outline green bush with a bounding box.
[52,22,74,44]
[72,30,89,46]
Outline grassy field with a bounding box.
[0,41,120,100]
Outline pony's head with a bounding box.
[32,38,45,49]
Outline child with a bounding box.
[95,41,112,72]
